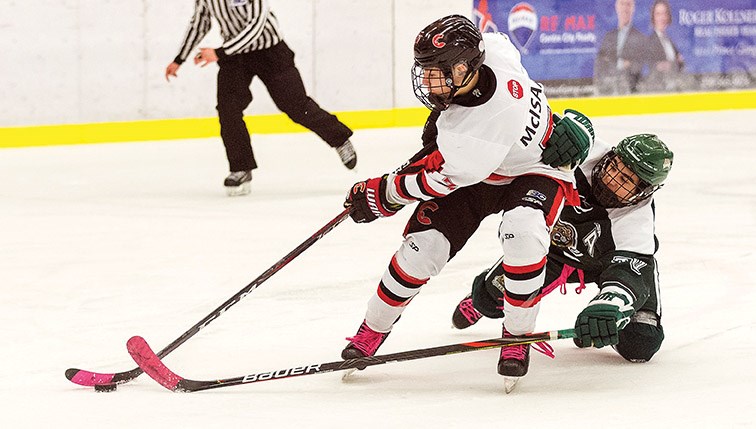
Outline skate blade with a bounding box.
[341,368,358,380]
[225,182,251,196]
[503,377,520,394]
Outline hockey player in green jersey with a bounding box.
[452,124,674,386]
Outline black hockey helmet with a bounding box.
[412,15,486,111]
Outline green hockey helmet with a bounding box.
[615,134,674,186]
[592,134,673,208]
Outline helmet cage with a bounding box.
[411,61,476,111]
[592,151,661,208]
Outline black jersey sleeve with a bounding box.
[598,251,657,312]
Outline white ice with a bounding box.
[2,110,755,428]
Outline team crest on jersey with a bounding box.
[508,2,538,54]
[551,219,586,259]
[551,220,576,248]
[416,201,439,226]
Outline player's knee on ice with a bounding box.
[614,310,664,362]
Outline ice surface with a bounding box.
[1,110,755,428]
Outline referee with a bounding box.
[165,0,356,196]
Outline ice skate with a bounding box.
[498,329,529,394]
[335,139,357,170]
[497,325,556,393]
[342,320,390,359]
[451,293,483,329]
[341,320,390,379]
[224,170,252,196]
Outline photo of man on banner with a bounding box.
[594,0,647,95]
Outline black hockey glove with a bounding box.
[574,289,634,348]
[344,176,403,223]
[541,109,594,169]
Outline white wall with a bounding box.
[0,0,472,127]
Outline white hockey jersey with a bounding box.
[388,32,576,206]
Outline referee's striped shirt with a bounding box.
[173,0,283,64]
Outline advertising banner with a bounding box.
[473,0,756,97]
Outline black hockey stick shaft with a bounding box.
[66,142,438,388]
[128,329,576,392]
[66,209,350,387]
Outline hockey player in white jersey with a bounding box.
[341,15,592,382]
[452,131,674,384]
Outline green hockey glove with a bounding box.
[542,109,595,169]
[471,268,505,319]
[574,288,634,348]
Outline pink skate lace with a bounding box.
[545,264,586,295]
[458,296,483,325]
[534,264,581,359]
[531,341,555,359]
[500,342,528,360]
[494,264,582,362]
[496,264,586,311]
[345,322,388,357]
[500,332,556,360]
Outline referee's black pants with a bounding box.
[216,41,353,172]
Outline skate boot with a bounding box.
[224,170,252,196]
[498,328,530,375]
[451,293,483,329]
[498,326,555,393]
[336,140,357,170]
[341,320,390,360]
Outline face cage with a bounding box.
[592,152,660,208]
[411,62,474,111]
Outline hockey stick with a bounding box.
[66,142,438,389]
[127,329,576,392]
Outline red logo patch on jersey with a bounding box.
[417,201,439,226]
[432,34,445,48]
[508,80,523,99]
